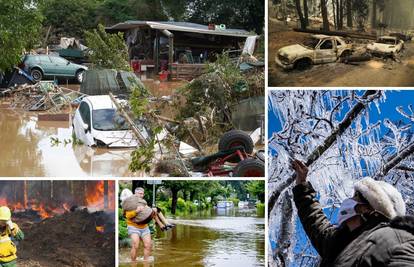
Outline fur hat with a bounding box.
[354,177,406,219]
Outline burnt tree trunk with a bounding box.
[104,181,108,211]
[346,0,353,28]
[295,0,307,29]
[304,0,309,27]
[321,0,330,30]
[339,0,344,29]
[372,0,377,29]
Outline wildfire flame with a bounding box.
[0,181,115,219]
[95,226,104,233]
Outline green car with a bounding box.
[21,54,88,83]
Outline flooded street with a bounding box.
[0,106,133,176]
[119,208,265,267]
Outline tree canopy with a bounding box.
[0,0,43,71]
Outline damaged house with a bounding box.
[106,21,258,79]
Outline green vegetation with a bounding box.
[0,0,43,71]
[84,24,131,71]
[38,0,264,40]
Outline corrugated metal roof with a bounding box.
[106,20,254,38]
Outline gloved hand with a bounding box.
[6,220,14,230]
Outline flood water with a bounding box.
[0,107,133,177]
[119,208,265,267]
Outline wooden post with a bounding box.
[154,30,160,74]
[161,29,174,81]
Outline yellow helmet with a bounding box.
[0,206,11,221]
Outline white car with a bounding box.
[275,34,352,70]
[367,36,404,57]
[72,95,147,147]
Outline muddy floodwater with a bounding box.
[119,208,265,267]
[0,107,133,176]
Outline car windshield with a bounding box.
[378,38,396,45]
[92,109,129,131]
[302,38,320,49]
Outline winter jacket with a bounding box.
[0,223,24,264]
[293,182,414,267]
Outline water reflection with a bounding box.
[0,107,133,177]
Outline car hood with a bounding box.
[93,130,139,148]
[278,44,312,58]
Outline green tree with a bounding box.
[0,0,43,71]
[84,24,131,70]
[41,0,98,39]
[246,180,265,202]
[97,0,168,26]
[187,0,264,34]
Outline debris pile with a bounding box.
[7,82,84,112]
[17,209,114,267]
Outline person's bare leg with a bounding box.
[157,211,170,226]
[153,213,165,228]
[142,233,152,261]
[130,233,140,262]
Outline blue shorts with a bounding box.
[127,225,151,238]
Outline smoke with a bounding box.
[383,0,414,30]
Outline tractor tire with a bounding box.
[232,158,265,177]
[218,130,254,154]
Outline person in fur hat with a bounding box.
[291,159,414,267]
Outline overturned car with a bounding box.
[275,34,352,70]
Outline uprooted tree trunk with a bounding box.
[268,90,379,215]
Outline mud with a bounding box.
[268,20,414,87]
[119,208,265,267]
[16,210,115,267]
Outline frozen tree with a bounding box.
[268,90,414,266]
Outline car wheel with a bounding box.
[340,50,352,62]
[76,70,85,83]
[294,59,311,70]
[30,68,43,81]
[232,158,265,177]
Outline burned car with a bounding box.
[275,34,352,70]
[367,36,404,57]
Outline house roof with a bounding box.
[106,21,254,38]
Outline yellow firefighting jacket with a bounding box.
[0,223,24,263]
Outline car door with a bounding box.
[38,56,53,76]
[50,56,74,77]
[315,39,337,63]
[73,101,95,146]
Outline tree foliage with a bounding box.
[0,0,43,71]
[41,0,98,38]
[84,24,131,70]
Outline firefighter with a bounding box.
[0,206,24,267]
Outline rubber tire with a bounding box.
[31,68,43,81]
[218,130,254,154]
[233,158,265,177]
[340,50,352,63]
[294,59,311,70]
[76,69,85,83]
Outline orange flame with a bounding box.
[96,226,104,233]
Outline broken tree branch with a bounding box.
[109,92,148,146]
